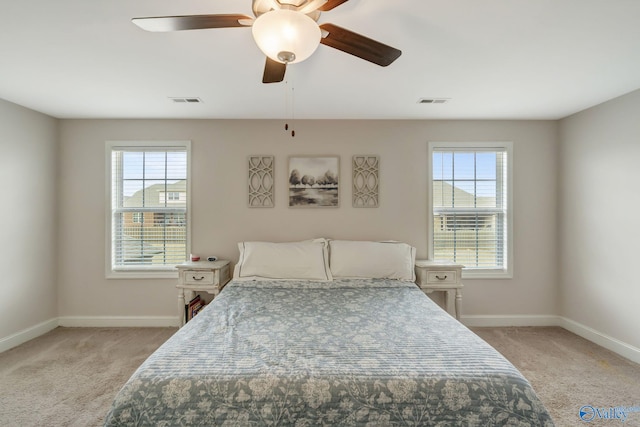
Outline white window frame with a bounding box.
[428,141,513,279]
[105,140,191,279]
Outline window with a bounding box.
[132,212,143,224]
[428,142,513,278]
[106,141,190,278]
[160,191,184,203]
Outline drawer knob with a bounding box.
[435,275,447,280]
[192,276,205,281]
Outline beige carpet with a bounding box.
[0,327,176,427]
[473,327,640,426]
[0,326,638,426]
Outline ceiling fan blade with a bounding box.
[317,0,350,12]
[132,14,253,32]
[262,57,287,83]
[319,23,401,66]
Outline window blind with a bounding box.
[110,145,188,271]
[432,147,508,271]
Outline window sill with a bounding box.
[107,270,178,280]
[462,269,513,280]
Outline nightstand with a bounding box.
[415,260,464,320]
[176,260,231,326]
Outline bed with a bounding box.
[104,240,554,426]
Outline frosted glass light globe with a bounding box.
[252,9,321,64]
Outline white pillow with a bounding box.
[234,239,332,281]
[329,240,416,281]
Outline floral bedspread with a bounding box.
[104,279,554,426]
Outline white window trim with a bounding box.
[105,140,191,279]
[427,141,513,279]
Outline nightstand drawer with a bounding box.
[426,270,457,284]
[184,270,214,285]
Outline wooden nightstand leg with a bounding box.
[178,289,186,327]
[454,289,462,321]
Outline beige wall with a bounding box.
[57,119,559,321]
[0,99,58,339]
[559,89,640,349]
[6,91,640,358]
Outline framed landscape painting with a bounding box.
[288,156,339,208]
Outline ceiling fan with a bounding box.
[132,0,402,84]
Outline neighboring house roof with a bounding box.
[124,180,186,208]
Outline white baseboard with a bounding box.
[58,316,180,328]
[0,318,59,353]
[461,314,640,364]
[558,317,640,364]
[3,315,639,364]
[462,314,560,328]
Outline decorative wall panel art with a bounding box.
[352,155,379,208]
[248,156,274,208]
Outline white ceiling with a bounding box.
[1,0,639,120]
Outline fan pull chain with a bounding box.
[284,69,295,138]
[290,85,295,137]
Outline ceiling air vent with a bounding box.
[169,97,203,103]
[418,98,449,104]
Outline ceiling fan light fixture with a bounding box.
[252,9,321,64]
